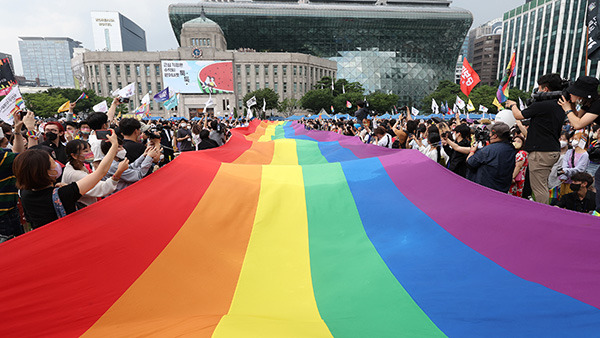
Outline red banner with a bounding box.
[460,58,480,97]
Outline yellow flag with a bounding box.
[117,111,122,119]
[492,97,503,110]
[57,101,70,113]
[467,99,476,112]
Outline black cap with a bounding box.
[567,76,600,99]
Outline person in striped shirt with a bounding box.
[0,111,29,242]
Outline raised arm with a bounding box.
[107,97,120,124]
[76,129,118,195]
[559,96,598,130]
[11,111,25,154]
[22,111,38,148]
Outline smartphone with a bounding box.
[118,97,130,104]
[96,130,111,140]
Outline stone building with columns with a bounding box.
[72,13,336,119]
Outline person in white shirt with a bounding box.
[61,140,129,206]
[374,127,393,148]
[87,97,120,168]
[413,132,449,165]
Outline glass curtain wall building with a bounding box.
[19,37,82,87]
[169,1,472,105]
[499,0,595,92]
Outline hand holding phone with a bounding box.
[96,129,112,140]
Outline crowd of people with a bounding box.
[301,74,600,216]
[0,97,247,242]
[1,73,598,243]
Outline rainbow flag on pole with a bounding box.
[0,121,599,336]
[76,92,88,102]
[497,51,517,103]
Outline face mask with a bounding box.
[180,124,187,128]
[45,132,58,142]
[572,140,579,147]
[49,161,62,180]
[570,183,582,192]
[83,152,94,164]
[116,149,127,160]
[560,140,568,148]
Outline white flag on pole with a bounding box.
[119,83,136,98]
[205,93,214,108]
[93,100,109,113]
[479,105,489,113]
[431,99,439,114]
[141,93,151,105]
[247,107,253,119]
[411,107,420,116]
[246,96,257,108]
[455,96,466,110]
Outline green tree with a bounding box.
[300,89,334,113]
[21,92,69,118]
[44,88,113,114]
[278,97,299,117]
[243,88,279,118]
[366,91,399,114]
[333,92,363,114]
[421,80,530,115]
[315,76,364,95]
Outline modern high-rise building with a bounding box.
[455,37,470,84]
[18,37,82,87]
[91,11,147,52]
[0,52,14,74]
[72,14,336,118]
[499,0,595,92]
[468,19,502,86]
[168,0,473,106]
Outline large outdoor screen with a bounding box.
[161,60,234,94]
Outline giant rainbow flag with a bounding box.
[1,121,600,337]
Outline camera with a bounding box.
[474,128,490,143]
[118,97,130,104]
[527,78,572,105]
[144,127,162,140]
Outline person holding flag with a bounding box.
[505,73,565,204]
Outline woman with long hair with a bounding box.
[14,130,120,228]
[558,76,600,210]
[61,139,128,207]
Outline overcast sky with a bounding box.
[3,0,525,75]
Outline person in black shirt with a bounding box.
[15,130,120,229]
[41,122,68,165]
[467,122,516,193]
[197,130,218,150]
[558,76,600,211]
[442,123,472,178]
[176,121,194,152]
[557,172,596,213]
[505,73,565,204]
[119,118,145,162]
[354,101,369,126]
